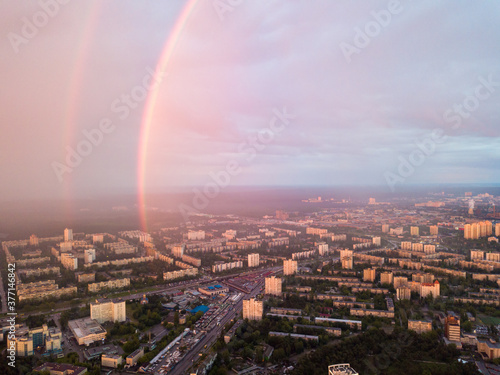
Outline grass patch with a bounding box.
[478,315,500,326]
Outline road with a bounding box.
[168,268,279,375]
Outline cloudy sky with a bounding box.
[1,0,499,201]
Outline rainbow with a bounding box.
[137,0,199,231]
[62,0,102,212]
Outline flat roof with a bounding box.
[190,305,209,314]
[68,317,106,338]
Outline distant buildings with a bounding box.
[393,276,408,288]
[163,267,198,280]
[318,242,329,256]
[198,285,229,297]
[396,287,411,300]
[363,268,376,283]
[380,272,393,285]
[276,210,289,220]
[248,253,260,268]
[88,278,130,293]
[382,224,390,233]
[84,248,96,264]
[212,261,243,273]
[306,227,328,236]
[464,221,493,239]
[340,249,353,270]
[390,227,404,236]
[61,253,78,270]
[283,259,298,276]
[181,254,201,267]
[411,226,419,236]
[64,228,73,242]
[172,245,184,258]
[29,234,39,246]
[104,241,137,255]
[265,276,282,295]
[430,225,439,236]
[420,280,440,299]
[92,234,104,243]
[243,298,263,320]
[188,230,205,241]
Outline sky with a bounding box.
[1,0,500,202]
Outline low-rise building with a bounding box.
[101,354,123,368]
[477,339,500,360]
[68,318,106,346]
[163,267,198,281]
[126,347,145,366]
[408,320,432,334]
[88,278,130,293]
[33,363,87,375]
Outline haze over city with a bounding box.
[1,2,500,375]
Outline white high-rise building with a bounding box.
[90,300,126,324]
[84,248,96,264]
[340,249,353,270]
[64,228,73,242]
[172,245,184,258]
[61,253,78,270]
[242,298,263,320]
[248,253,259,268]
[318,242,329,256]
[265,276,282,295]
[283,259,298,275]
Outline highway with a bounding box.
[167,267,281,375]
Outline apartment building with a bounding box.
[90,300,126,324]
[243,298,263,320]
[408,320,432,334]
[248,253,260,268]
[265,276,282,295]
[88,278,130,293]
[163,267,198,280]
[283,259,298,275]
